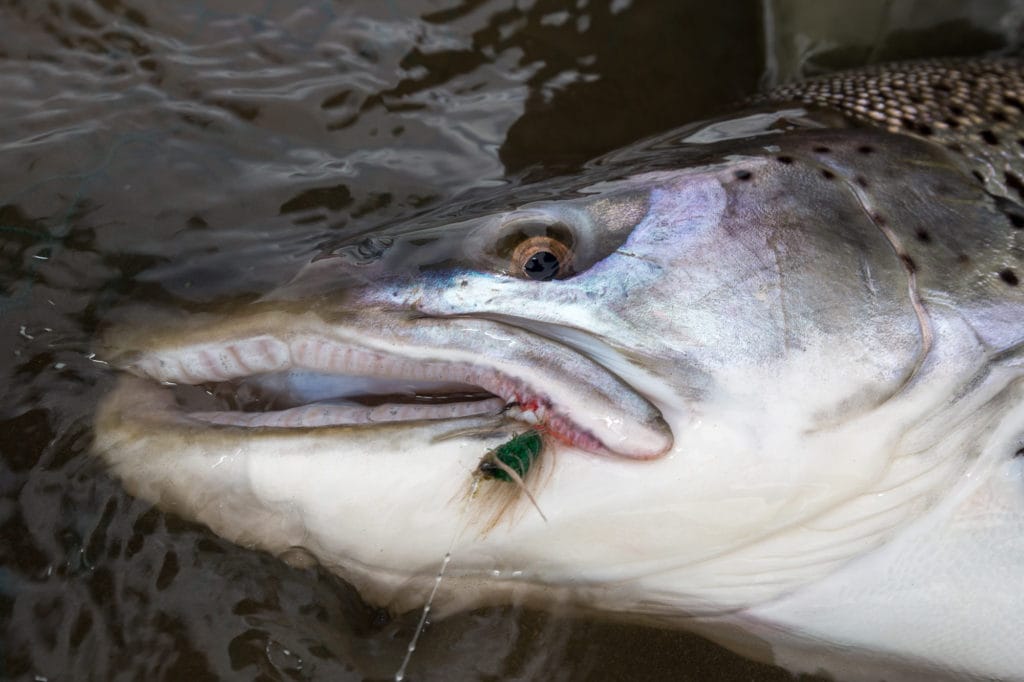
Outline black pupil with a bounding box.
[523,251,560,280]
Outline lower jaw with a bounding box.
[100,375,521,447]
[160,370,514,429]
[187,396,508,428]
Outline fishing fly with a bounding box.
[476,428,548,523]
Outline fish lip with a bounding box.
[102,312,673,459]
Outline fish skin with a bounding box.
[757,57,1024,202]
[753,58,1024,396]
[93,58,1024,681]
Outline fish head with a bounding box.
[95,127,1024,621]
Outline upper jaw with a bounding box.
[103,310,673,459]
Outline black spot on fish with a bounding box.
[972,170,986,185]
[872,213,887,226]
[900,254,917,273]
[991,110,1009,123]
[915,229,931,243]
[994,195,1024,228]
[857,145,875,155]
[1004,95,1024,111]
[901,118,934,136]
[999,268,1020,286]
[949,104,964,116]
[957,253,971,265]
[980,130,1000,146]
[813,146,830,153]
[1005,172,1024,201]
[945,118,961,130]
[1015,447,1024,458]
[776,155,794,164]
[855,176,869,188]
[734,169,753,181]
[821,169,835,180]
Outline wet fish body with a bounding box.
[94,59,1024,681]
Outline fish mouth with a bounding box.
[103,311,673,459]
[170,371,506,428]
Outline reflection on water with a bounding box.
[0,1,1018,680]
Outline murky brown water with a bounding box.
[1,2,1021,680]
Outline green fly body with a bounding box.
[479,429,543,482]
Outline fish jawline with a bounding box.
[104,313,672,458]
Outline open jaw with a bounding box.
[110,315,674,459]
[174,371,508,428]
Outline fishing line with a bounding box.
[393,477,480,682]
[394,428,547,680]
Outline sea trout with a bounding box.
[94,58,1024,681]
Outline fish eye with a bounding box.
[510,236,573,281]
